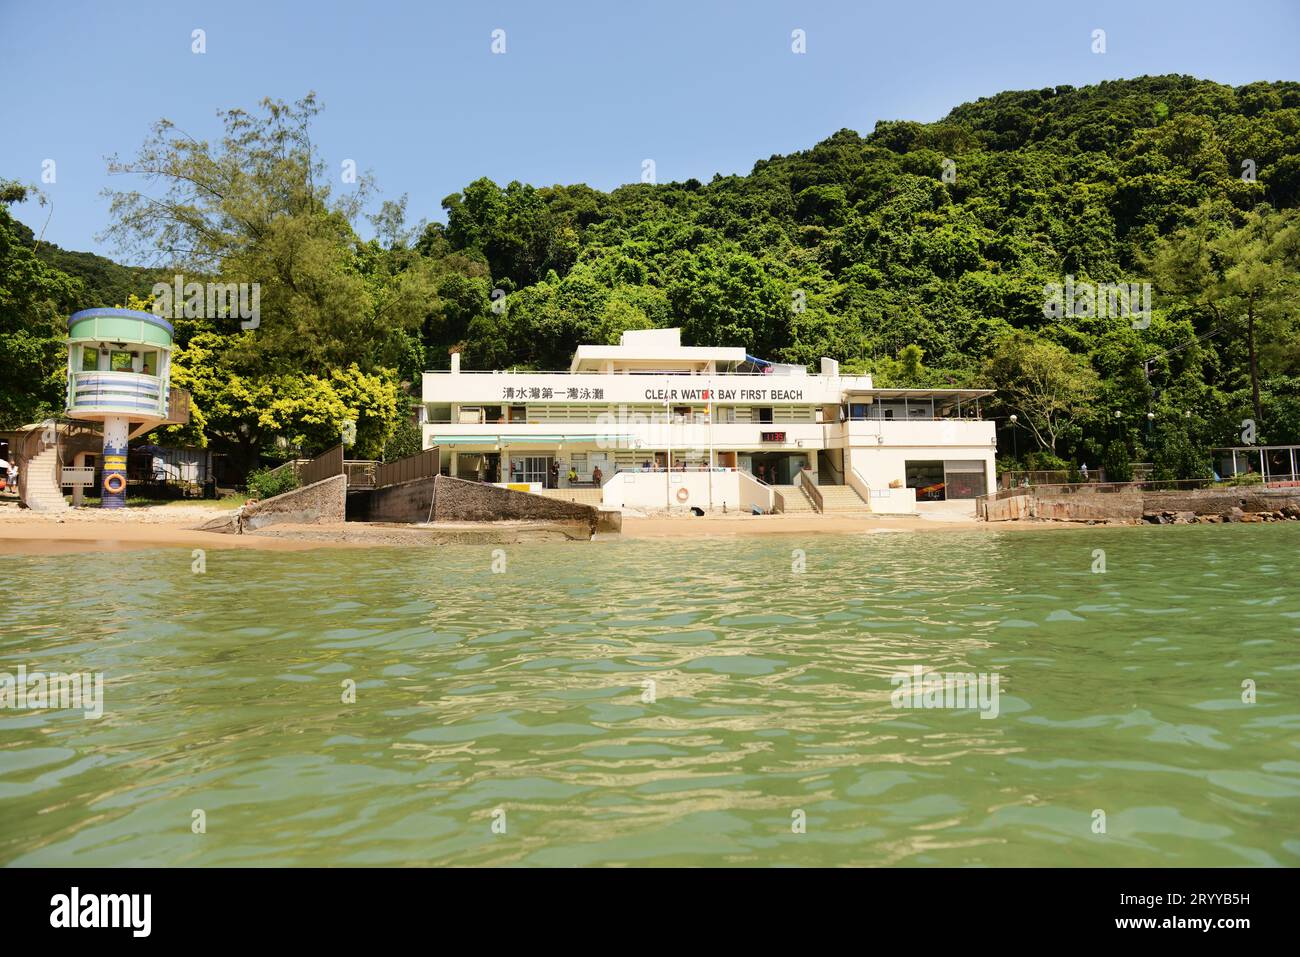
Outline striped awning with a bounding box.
[431,434,634,445]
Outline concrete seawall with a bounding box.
[198,474,348,534]
[346,475,438,523]
[200,472,618,537]
[345,474,605,531]
[984,486,1300,524]
[430,475,605,533]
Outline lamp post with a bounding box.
[1008,414,1018,460]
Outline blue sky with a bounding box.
[2,0,1297,259]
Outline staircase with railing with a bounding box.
[771,482,816,512]
[15,420,108,511]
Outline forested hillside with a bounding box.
[4,75,1298,475]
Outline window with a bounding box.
[141,351,157,376]
[716,406,736,423]
[81,347,98,372]
[757,407,774,424]
[110,351,133,372]
[906,460,945,501]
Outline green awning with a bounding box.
[431,434,632,445]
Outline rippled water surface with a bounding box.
[2,525,1298,866]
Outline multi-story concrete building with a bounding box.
[422,328,995,513]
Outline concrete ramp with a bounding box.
[199,474,346,534]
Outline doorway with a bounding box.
[748,452,808,485]
[511,455,552,485]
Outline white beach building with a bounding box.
[421,328,995,514]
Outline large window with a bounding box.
[81,346,99,371]
[905,459,988,500]
[905,460,946,501]
[110,350,133,372]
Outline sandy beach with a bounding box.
[0,497,1090,554]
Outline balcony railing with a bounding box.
[67,370,167,418]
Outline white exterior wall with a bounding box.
[841,421,996,513]
[421,340,996,514]
[600,469,775,513]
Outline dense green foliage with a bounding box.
[0,183,80,428]
[5,75,1299,478]
[246,464,300,500]
[424,75,1300,471]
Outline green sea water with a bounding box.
[2,524,1298,867]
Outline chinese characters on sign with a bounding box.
[502,387,606,400]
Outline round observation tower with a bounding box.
[64,308,176,508]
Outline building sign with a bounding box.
[641,387,804,402]
[502,386,604,400]
[760,432,787,442]
[427,372,847,407]
[497,383,807,403]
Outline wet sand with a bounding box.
[0,516,321,554]
[0,501,1090,554]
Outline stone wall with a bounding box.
[198,474,346,534]
[984,486,1300,524]
[431,474,599,533]
[1142,487,1300,515]
[1029,492,1144,523]
[346,475,438,523]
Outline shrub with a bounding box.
[247,465,300,500]
[1224,470,1264,487]
[1102,440,1133,483]
[1022,450,1069,472]
[385,419,424,461]
[1152,429,1212,481]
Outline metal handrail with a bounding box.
[798,466,824,512]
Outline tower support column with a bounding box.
[101,416,129,509]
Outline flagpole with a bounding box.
[707,397,714,511]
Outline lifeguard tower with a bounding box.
[16,307,190,510]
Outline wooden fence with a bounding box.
[374,447,440,488]
[262,444,436,491]
[299,444,344,487]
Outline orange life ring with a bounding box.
[103,472,126,495]
[675,486,689,502]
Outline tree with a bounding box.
[0,181,81,429]
[984,335,1100,453]
[101,95,429,470]
[1148,204,1300,428]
